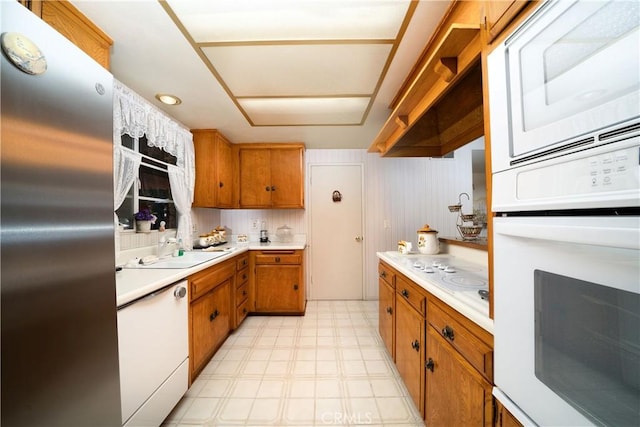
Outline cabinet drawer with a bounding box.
[236,299,249,325]
[236,282,248,306]
[236,254,249,271]
[255,251,301,265]
[237,268,249,285]
[427,299,493,381]
[189,261,235,301]
[396,275,426,316]
[378,261,396,288]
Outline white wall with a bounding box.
[203,141,478,300]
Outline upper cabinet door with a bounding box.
[193,130,237,208]
[215,133,235,208]
[270,148,304,208]
[239,144,305,209]
[239,148,272,208]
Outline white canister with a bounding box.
[417,224,439,254]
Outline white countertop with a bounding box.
[377,251,494,334]
[116,239,306,308]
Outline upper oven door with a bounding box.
[489,0,640,173]
[493,215,640,427]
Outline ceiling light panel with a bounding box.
[238,97,370,126]
[166,0,412,42]
[202,43,392,97]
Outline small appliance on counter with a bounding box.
[260,220,269,243]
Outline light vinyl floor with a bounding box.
[163,300,425,426]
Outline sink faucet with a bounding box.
[158,237,177,258]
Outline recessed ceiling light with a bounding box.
[155,93,182,105]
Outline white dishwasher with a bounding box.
[117,280,189,427]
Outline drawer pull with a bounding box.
[442,325,455,341]
[386,306,393,315]
[380,271,386,278]
[242,273,247,280]
[426,358,435,372]
[242,290,247,296]
[411,340,420,351]
[401,289,409,298]
[275,256,281,262]
[209,309,220,321]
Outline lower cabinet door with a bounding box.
[395,296,425,417]
[255,264,303,312]
[378,279,395,359]
[425,327,493,427]
[190,280,230,376]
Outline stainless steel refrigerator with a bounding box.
[1,2,122,425]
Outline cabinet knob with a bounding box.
[242,290,247,296]
[275,256,281,262]
[386,306,393,315]
[210,309,220,321]
[219,181,224,188]
[271,185,276,191]
[380,271,386,278]
[265,186,271,191]
[442,325,455,341]
[426,358,435,372]
[293,284,299,290]
[411,340,420,351]
[401,289,409,298]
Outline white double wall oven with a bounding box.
[488,1,640,426]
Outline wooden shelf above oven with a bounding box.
[368,3,483,158]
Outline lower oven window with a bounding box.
[534,270,639,427]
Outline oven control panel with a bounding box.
[493,141,640,212]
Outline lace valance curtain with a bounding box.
[113,80,195,250]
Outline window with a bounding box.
[116,134,177,230]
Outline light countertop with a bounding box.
[377,251,493,333]
[116,239,306,308]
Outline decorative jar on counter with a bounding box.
[417,224,438,254]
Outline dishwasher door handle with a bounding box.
[173,286,186,299]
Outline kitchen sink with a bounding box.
[132,250,231,269]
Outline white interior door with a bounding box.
[309,164,364,300]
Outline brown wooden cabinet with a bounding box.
[395,275,427,417]
[192,129,236,208]
[494,398,523,427]
[377,259,495,425]
[238,144,304,209]
[484,1,530,43]
[251,249,305,314]
[425,297,494,427]
[20,0,113,70]
[188,259,235,383]
[233,253,250,328]
[378,261,396,359]
[425,327,493,427]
